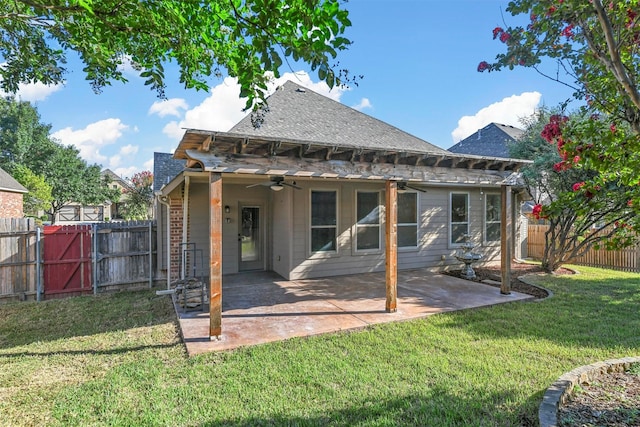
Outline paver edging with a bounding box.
[538,356,640,427]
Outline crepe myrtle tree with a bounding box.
[511,110,639,272]
[1,0,357,112]
[120,171,153,220]
[479,0,640,269]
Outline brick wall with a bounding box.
[0,191,24,218]
[169,197,183,281]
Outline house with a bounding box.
[447,123,530,259]
[153,152,186,279]
[448,123,524,158]
[157,81,529,336]
[0,166,28,218]
[54,169,132,223]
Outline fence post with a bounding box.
[36,226,42,302]
[92,223,98,295]
[148,221,153,288]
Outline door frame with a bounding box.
[238,202,267,271]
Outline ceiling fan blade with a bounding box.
[246,182,269,188]
[406,184,426,193]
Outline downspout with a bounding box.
[157,194,172,290]
[182,176,190,280]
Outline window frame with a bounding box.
[354,190,382,253]
[397,191,419,249]
[483,192,501,245]
[309,189,339,255]
[449,192,470,247]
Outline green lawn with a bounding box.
[1,266,639,426]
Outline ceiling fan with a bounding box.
[397,182,426,193]
[246,176,301,191]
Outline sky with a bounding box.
[7,0,578,180]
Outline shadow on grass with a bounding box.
[0,289,177,349]
[0,343,179,358]
[195,388,541,427]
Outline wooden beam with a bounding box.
[209,173,223,337]
[500,185,512,294]
[385,180,398,312]
[202,135,213,152]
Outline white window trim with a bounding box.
[483,192,501,245]
[449,192,470,247]
[309,189,339,256]
[398,191,419,250]
[353,190,382,254]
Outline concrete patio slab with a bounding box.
[174,268,532,355]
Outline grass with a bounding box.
[1,265,639,426]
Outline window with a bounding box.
[450,193,469,245]
[355,191,380,251]
[311,190,337,252]
[484,193,501,243]
[398,192,418,247]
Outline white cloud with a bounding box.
[352,97,372,111]
[148,98,189,118]
[113,166,139,179]
[51,118,129,165]
[161,71,348,140]
[120,144,139,156]
[451,92,542,142]
[0,81,63,102]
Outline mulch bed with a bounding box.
[442,262,563,299]
[445,262,640,426]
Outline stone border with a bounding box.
[538,356,640,427]
[517,274,554,301]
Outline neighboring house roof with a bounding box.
[448,123,525,158]
[153,152,185,192]
[228,80,449,155]
[101,168,133,192]
[0,166,27,193]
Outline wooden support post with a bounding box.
[500,185,512,295]
[385,180,398,312]
[209,173,223,337]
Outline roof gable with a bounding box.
[229,80,448,155]
[153,152,185,192]
[0,166,27,193]
[448,123,524,158]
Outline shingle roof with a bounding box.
[153,152,185,192]
[228,80,448,155]
[0,166,27,193]
[448,123,524,158]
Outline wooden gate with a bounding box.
[43,225,92,297]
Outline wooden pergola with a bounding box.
[172,129,529,338]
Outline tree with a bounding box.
[43,144,120,223]
[480,0,640,265]
[1,0,356,110]
[120,171,153,220]
[511,110,636,272]
[9,164,52,218]
[0,96,120,222]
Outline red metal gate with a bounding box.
[43,225,92,297]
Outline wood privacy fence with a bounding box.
[528,224,640,272]
[0,219,158,303]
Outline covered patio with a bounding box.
[175,268,532,355]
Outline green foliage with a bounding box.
[0,97,120,222]
[0,0,356,110]
[120,171,153,220]
[485,0,640,270]
[9,164,52,217]
[512,110,638,271]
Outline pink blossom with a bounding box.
[499,32,511,43]
[572,182,584,192]
[492,27,504,39]
[477,61,490,72]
